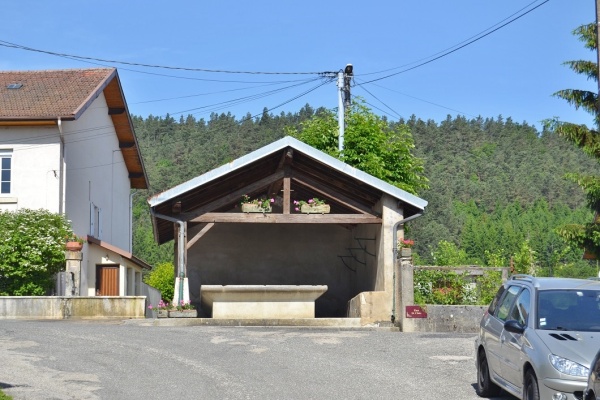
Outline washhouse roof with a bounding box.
[148,136,427,244]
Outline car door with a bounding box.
[500,287,531,388]
[483,285,521,378]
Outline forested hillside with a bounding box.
[131,108,598,275]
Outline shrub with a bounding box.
[144,262,175,302]
[0,209,72,295]
[414,268,503,306]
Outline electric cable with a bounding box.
[354,78,477,119]
[359,0,550,84]
[0,39,334,76]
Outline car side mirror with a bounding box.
[504,319,525,334]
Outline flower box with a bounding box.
[156,309,169,318]
[300,204,330,214]
[168,310,197,318]
[241,203,272,213]
[401,248,412,257]
[65,241,83,251]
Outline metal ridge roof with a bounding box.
[148,136,427,211]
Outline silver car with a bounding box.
[475,275,600,400]
[585,348,600,400]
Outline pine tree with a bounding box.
[548,23,600,256]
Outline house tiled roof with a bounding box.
[0,67,148,189]
[0,68,115,120]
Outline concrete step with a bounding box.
[130,317,398,330]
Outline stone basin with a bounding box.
[200,285,328,319]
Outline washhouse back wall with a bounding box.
[186,223,382,317]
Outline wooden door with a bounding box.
[96,265,119,296]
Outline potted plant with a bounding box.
[148,299,169,318]
[399,239,414,257]
[65,234,86,251]
[294,197,330,214]
[168,300,197,318]
[240,194,274,213]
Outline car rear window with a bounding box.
[496,285,520,322]
[488,285,506,315]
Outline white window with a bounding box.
[0,150,12,194]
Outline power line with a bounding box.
[170,77,326,116]
[133,78,319,105]
[359,0,550,84]
[242,77,335,122]
[1,78,335,153]
[0,39,335,76]
[354,78,478,119]
[353,84,402,120]
[49,52,319,84]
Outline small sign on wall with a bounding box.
[406,305,427,318]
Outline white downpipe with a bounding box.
[57,117,66,215]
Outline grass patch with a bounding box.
[0,389,13,400]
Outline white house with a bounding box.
[0,68,151,296]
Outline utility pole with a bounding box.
[337,64,353,152]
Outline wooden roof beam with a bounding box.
[178,170,285,221]
[191,213,382,224]
[292,171,378,216]
[267,148,293,198]
[187,223,215,249]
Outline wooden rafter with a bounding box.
[187,223,215,249]
[178,170,285,221]
[292,171,377,216]
[190,213,381,224]
[266,148,293,198]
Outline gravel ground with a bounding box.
[0,319,515,400]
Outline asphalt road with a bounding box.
[0,319,515,400]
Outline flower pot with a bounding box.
[65,241,83,251]
[168,309,197,318]
[241,203,272,213]
[156,309,169,318]
[401,248,412,257]
[300,204,330,214]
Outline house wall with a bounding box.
[86,244,144,296]
[0,126,61,212]
[62,93,132,295]
[187,223,357,317]
[0,92,135,297]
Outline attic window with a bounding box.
[6,83,23,89]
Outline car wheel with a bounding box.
[476,349,501,397]
[523,370,540,400]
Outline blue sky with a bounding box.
[0,0,594,130]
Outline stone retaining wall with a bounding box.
[0,296,146,319]
[404,305,487,333]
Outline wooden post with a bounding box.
[283,175,291,214]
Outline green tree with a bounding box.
[287,98,429,195]
[548,23,600,257]
[143,262,175,302]
[432,240,469,266]
[0,209,72,295]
